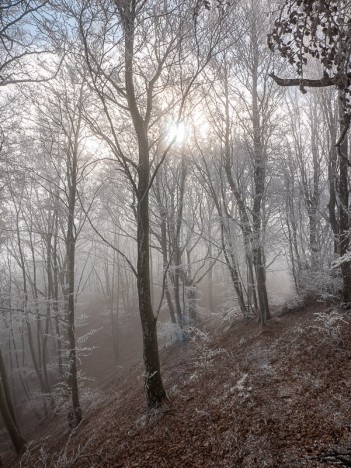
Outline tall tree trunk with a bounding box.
[124,5,166,407]
[251,26,270,324]
[64,101,84,427]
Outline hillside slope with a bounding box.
[7,302,351,467]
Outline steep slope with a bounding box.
[6,302,351,467]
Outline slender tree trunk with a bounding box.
[172,154,187,329]
[310,108,320,269]
[110,232,120,361]
[284,161,304,290]
[66,154,82,426]
[173,247,184,327]
[156,182,177,323]
[52,211,63,378]
[66,233,82,426]
[207,228,214,313]
[251,29,270,324]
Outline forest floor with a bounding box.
[3,300,351,467]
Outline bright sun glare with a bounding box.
[167,121,187,145]
[166,111,210,147]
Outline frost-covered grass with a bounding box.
[310,310,348,345]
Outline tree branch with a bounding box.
[269,72,351,91]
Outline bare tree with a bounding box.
[74,0,231,407]
[0,0,62,86]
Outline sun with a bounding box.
[166,110,210,148]
[167,121,187,145]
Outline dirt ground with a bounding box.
[3,301,351,467]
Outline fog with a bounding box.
[0,0,347,459]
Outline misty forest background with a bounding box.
[0,0,350,456]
